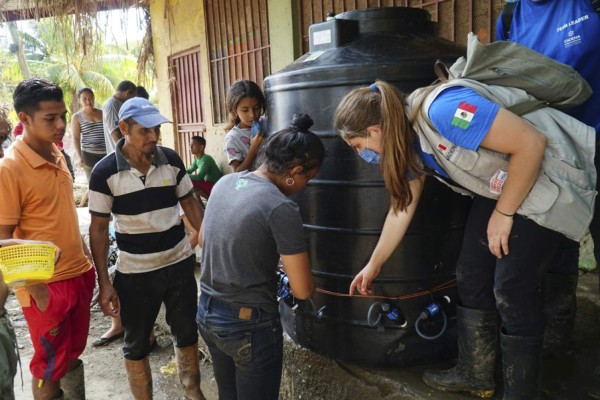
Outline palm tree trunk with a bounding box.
[8,21,31,79]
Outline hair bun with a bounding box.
[291,113,314,132]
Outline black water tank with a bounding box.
[264,7,472,367]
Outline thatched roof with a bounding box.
[0,0,153,85]
[0,0,142,22]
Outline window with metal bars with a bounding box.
[169,47,205,168]
[205,0,271,125]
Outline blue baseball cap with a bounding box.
[118,97,171,128]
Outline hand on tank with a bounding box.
[487,211,513,258]
[349,263,381,295]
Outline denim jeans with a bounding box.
[456,196,563,336]
[197,294,283,400]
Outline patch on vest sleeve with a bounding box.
[451,102,476,129]
[489,169,508,194]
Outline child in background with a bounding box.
[223,80,266,172]
[187,136,223,199]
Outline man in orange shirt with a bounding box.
[0,78,94,400]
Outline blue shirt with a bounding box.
[496,0,600,136]
[417,87,500,177]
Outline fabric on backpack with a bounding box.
[440,33,592,115]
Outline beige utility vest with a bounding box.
[406,79,596,241]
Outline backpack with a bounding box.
[500,0,600,39]
[434,33,592,116]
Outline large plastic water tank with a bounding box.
[264,7,472,367]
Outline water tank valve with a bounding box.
[384,304,408,328]
[415,296,451,340]
[276,270,298,310]
[367,302,407,328]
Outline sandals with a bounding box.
[92,331,124,347]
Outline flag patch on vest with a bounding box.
[451,102,477,129]
[489,169,508,195]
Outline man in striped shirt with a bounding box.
[88,97,206,400]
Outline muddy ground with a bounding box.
[6,269,599,400]
[6,292,220,400]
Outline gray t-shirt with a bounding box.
[200,171,308,313]
[102,96,123,153]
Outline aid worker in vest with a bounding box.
[497,0,600,366]
[334,80,595,400]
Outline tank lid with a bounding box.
[335,7,434,35]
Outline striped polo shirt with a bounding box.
[88,139,194,273]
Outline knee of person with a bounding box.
[123,344,149,361]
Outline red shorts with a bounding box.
[191,180,214,196]
[22,268,95,382]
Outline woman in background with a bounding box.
[71,88,105,182]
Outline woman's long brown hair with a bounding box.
[334,81,424,212]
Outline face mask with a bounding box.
[358,134,380,165]
[359,148,380,164]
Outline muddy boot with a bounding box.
[542,273,577,358]
[501,333,543,400]
[124,358,153,400]
[175,345,207,400]
[422,306,497,398]
[62,359,85,400]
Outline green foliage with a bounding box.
[0,11,154,115]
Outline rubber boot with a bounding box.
[542,273,577,358]
[501,333,543,400]
[61,359,85,400]
[422,306,497,398]
[124,358,153,400]
[174,345,207,400]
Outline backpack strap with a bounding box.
[500,2,517,39]
[505,99,549,116]
[434,60,452,82]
